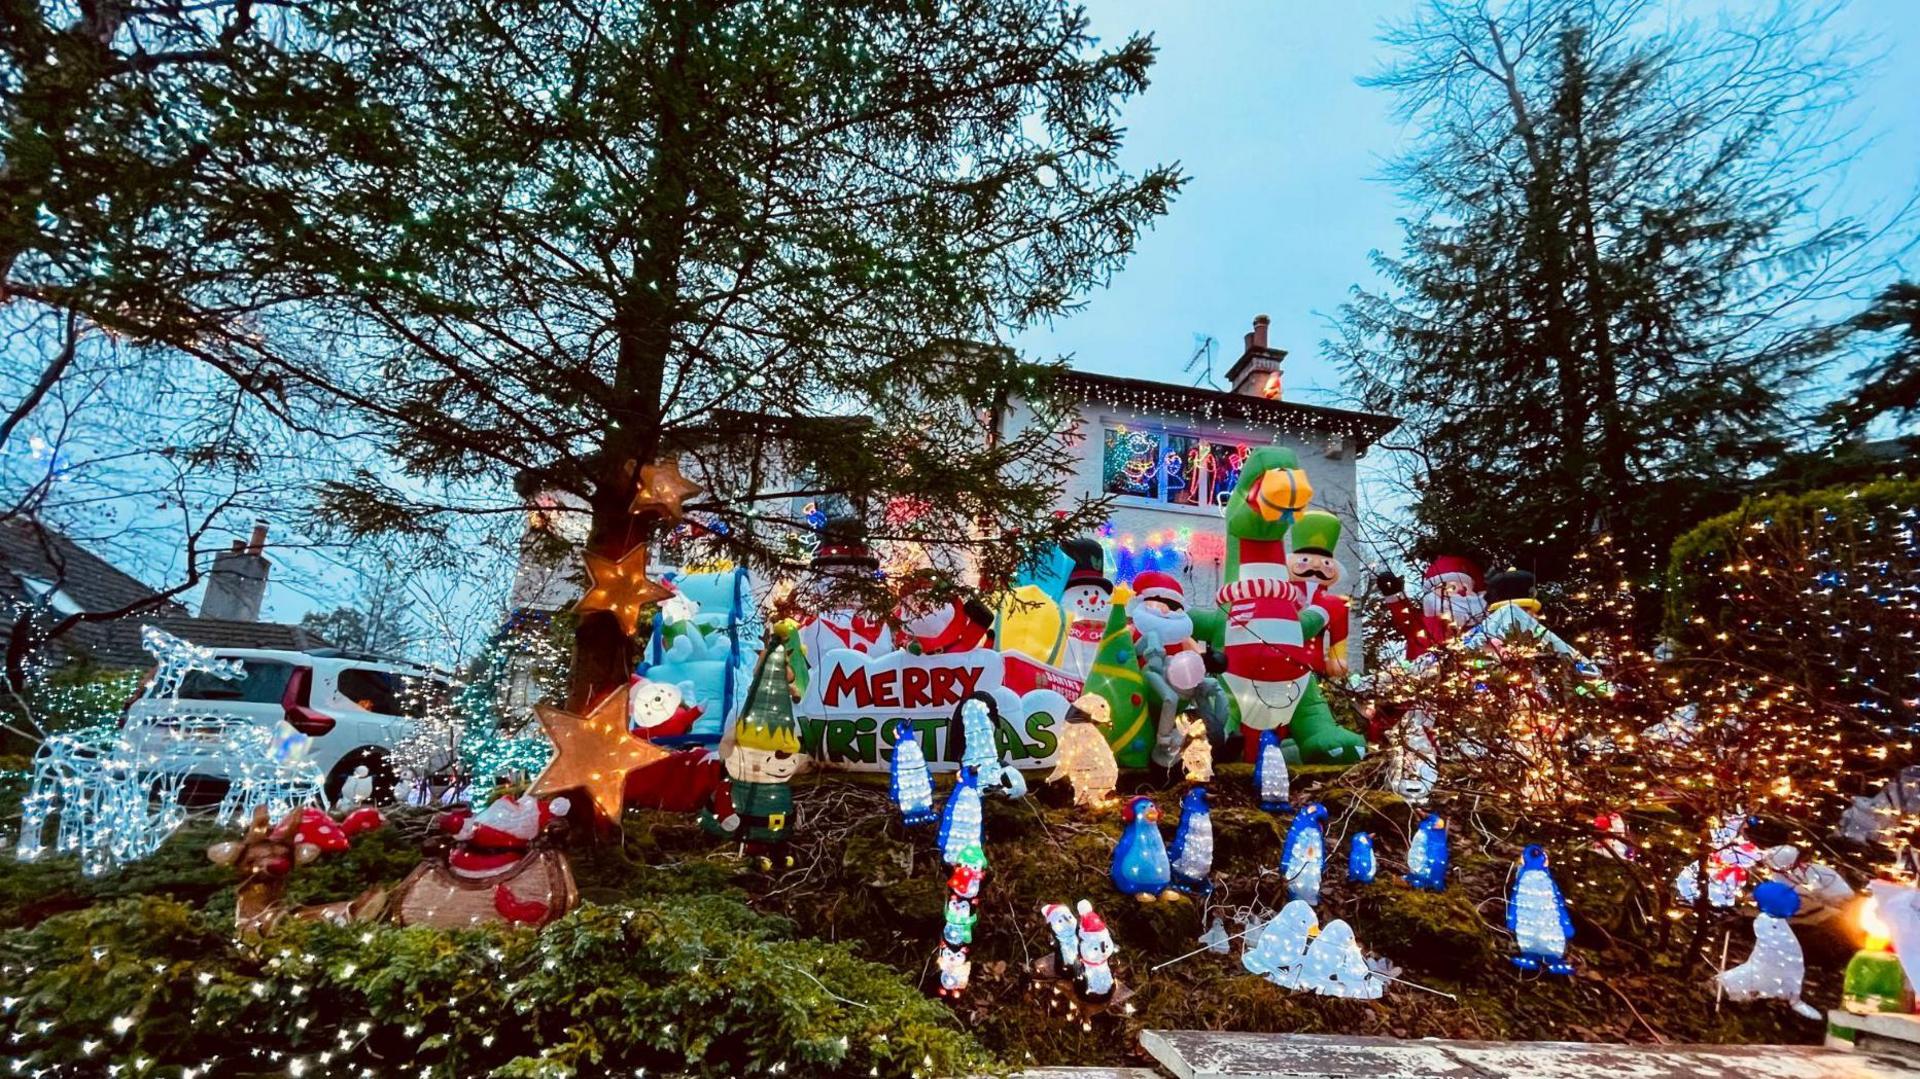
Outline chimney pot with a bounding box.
[247,521,269,555]
[230,540,245,552]
[1252,314,1271,350]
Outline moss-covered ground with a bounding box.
[0,761,1853,1074]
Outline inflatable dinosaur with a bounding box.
[1205,445,1367,765]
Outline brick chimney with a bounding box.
[201,520,271,621]
[1225,314,1287,399]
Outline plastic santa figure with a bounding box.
[1377,556,1486,661]
[1285,511,1351,679]
[1058,537,1113,678]
[438,793,571,879]
[1128,570,1226,769]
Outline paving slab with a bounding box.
[1013,1070,1163,1079]
[1140,1029,1920,1079]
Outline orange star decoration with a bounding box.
[629,459,701,520]
[530,688,669,821]
[576,546,672,637]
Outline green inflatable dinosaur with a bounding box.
[1199,445,1368,765]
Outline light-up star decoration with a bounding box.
[528,687,669,821]
[575,546,672,637]
[629,459,701,520]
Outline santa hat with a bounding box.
[811,516,879,573]
[1422,556,1484,593]
[459,794,571,849]
[1041,902,1072,925]
[1128,570,1184,609]
[1075,898,1107,935]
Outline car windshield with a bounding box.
[173,661,295,704]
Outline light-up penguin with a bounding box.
[1254,728,1290,812]
[1112,795,1174,902]
[1281,801,1328,905]
[1406,813,1450,891]
[1348,831,1376,884]
[953,692,1027,800]
[888,719,936,825]
[937,767,983,865]
[1507,845,1574,974]
[1075,900,1117,999]
[1041,902,1080,973]
[1168,786,1215,896]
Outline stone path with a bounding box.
[1136,1030,1920,1079]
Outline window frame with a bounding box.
[1098,419,1267,513]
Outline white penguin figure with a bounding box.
[1718,881,1820,1020]
[1297,918,1384,999]
[1242,899,1318,988]
[1041,902,1079,972]
[1254,729,1290,812]
[1075,900,1117,999]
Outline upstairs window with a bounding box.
[1101,425,1256,508]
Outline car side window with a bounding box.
[336,668,402,715]
[175,662,294,704]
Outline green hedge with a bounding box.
[0,812,991,1078]
[1665,476,1920,726]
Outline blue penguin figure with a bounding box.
[1348,831,1376,884]
[1507,844,1574,974]
[889,719,936,825]
[1111,795,1173,900]
[1253,728,1290,812]
[1405,813,1450,891]
[1168,786,1214,895]
[1281,801,1329,904]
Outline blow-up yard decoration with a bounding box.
[780,445,1369,775]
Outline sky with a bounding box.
[1015,0,1920,408]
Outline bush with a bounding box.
[0,891,990,1077]
[1665,476,1920,773]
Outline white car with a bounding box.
[122,647,453,804]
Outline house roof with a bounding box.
[1058,370,1401,455]
[0,519,327,671]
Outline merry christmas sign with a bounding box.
[796,647,1072,771]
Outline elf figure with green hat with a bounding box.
[1286,510,1351,680]
[702,642,807,870]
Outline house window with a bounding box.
[1101,425,1256,508]
[17,576,84,617]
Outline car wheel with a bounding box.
[326,747,400,807]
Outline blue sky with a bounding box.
[1017,0,1920,407]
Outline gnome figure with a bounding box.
[700,691,807,871]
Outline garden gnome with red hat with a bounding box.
[1128,570,1227,769]
[1376,555,1487,661]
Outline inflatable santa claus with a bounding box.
[1376,556,1487,662]
[1127,570,1226,768]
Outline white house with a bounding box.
[997,315,1397,608]
[514,314,1398,632]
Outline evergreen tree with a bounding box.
[1832,282,1920,438]
[228,0,1179,706]
[1332,0,1886,581]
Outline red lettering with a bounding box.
[953,664,985,697]
[869,669,899,710]
[901,666,931,709]
[823,665,868,709]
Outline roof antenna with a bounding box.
[1185,333,1219,389]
